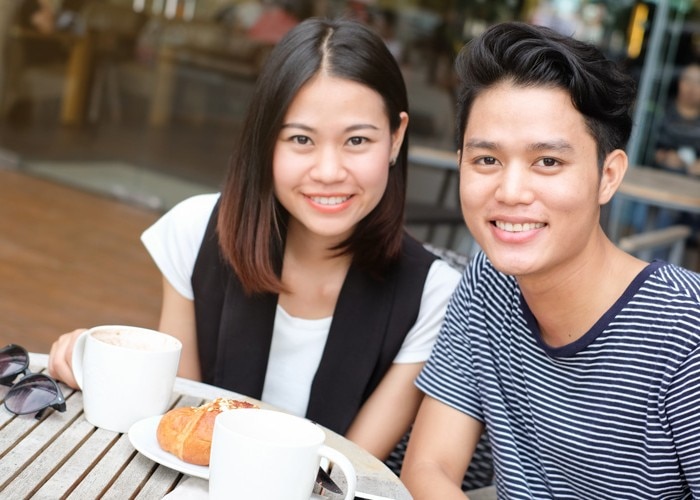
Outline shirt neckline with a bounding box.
[522,260,666,358]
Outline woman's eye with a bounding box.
[291,135,311,145]
[348,137,367,146]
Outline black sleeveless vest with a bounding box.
[191,203,437,434]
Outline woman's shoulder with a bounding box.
[167,193,220,218]
[142,193,220,252]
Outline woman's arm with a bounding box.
[343,259,462,459]
[158,277,201,381]
[344,362,424,460]
[401,395,483,498]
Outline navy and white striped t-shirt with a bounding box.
[417,252,700,499]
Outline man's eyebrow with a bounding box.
[527,140,574,152]
[464,139,498,150]
[463,139,575,152]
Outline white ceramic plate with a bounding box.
[128,415,210,479]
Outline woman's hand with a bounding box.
[47,328,87,389]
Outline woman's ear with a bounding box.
[598,149,628,205]
[390,112,409,162]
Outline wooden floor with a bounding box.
[0,167,162,353]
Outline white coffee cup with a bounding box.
[71,325,181,433]
[209,409,357,500]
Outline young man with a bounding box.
[401,22,700,498]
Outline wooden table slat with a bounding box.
[102,451,164,500]
[0,388,81,467]
[132,465,183,500]
[31,424,120,498]
[65,433,138,499]
[1,416,96,498]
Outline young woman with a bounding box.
[48,18,460,460]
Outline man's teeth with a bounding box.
[495,221,545,232]
[310,196,350,206]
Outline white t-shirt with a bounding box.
[141,193,461,416]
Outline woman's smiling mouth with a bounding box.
[308,195,352,206]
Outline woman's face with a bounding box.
[273,74,408,245]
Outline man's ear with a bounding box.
[598,149,628,205]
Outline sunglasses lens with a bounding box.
[4,374,66,415]
[0,345,29,379]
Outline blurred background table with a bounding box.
[607,166,700,267]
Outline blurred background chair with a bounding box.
[618,224,692,265]
[84,1,147,123]
[405,145,479,254]
[0,0,74,124]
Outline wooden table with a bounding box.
[607,165,700,241]
[0,353,411,499]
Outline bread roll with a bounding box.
[156,397,258,465]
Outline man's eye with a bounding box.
[476,156,498,165]
[537,157,561,168]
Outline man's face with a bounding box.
[459,82,607,283]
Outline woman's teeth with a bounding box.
[310,196,350,206]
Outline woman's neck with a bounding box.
[279,223,353,319]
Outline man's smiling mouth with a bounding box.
[494,221,546,232]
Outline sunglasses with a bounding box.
[1,344,66,419]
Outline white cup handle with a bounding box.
[70,329,90,390]
[318,445,356,500]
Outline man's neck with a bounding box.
[519,242,647,348]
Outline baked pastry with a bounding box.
[156,397,258,465]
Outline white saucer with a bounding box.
[128,415,210,479]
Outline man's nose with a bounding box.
[494,166,535,205]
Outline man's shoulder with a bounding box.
[645,262,700,298]
[466,251,517,287]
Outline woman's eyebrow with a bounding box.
[280,123,314,132]
[281,123,381,133]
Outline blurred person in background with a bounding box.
[654,60,700,177]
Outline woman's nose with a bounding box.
[309,149,348,183]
